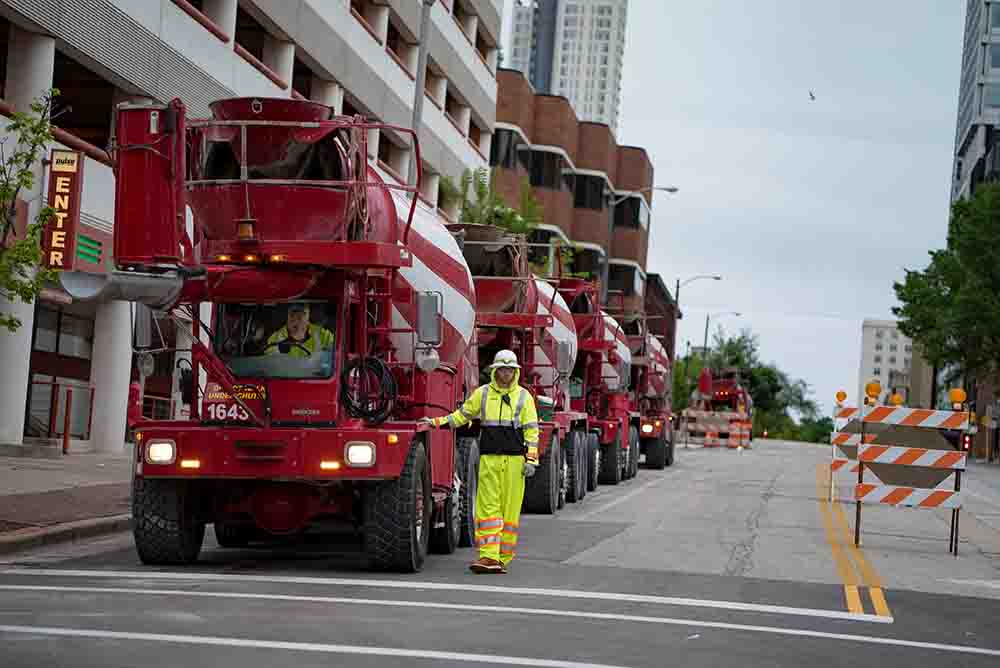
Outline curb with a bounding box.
[0,514,132,556]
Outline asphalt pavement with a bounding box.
[2,439,1000,667]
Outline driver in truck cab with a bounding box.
[266,303,335,358]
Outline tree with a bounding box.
[0,91,57,332]
[893,182,1000,384]
[456,167,542,235]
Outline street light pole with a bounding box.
[602,185,679,303]
[703,311,741,364]
[409,0,436,195]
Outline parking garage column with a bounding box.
[0,27,55,447]
[89,301,132,453]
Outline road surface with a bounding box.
[2,439,1000,667]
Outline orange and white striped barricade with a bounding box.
[681,409,735,449]
[852,406,970,554]
[727,418,751,449]
[828,406,867,500]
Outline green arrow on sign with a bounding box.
[76,234,102,264]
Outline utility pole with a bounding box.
[409,0,436,194]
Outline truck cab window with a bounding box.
[215,302,338,379]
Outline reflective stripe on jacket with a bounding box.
[434,367,539,463]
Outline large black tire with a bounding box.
[576,433,587,500]
[666,436,676,467]
[586,433,601,491]
[455,437,479,548]
[365,440,432,572]
[565,431,582,504]
[213,522,253,548]
[557,440,567,510]
[599,433,623,485]
[626,426,640,479]
[524,433,559,514]
[430,442,460,555]
[644,436,667,470]
[133,477,205,565]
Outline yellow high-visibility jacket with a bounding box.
[266,324,335,358]
[434,367,539,463]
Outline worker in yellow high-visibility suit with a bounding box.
[420,349,539,574]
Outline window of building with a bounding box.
[875,330,884,338]
[983,84,1000,109]
[234,5,273,63]
[596,30,610,40]
[873,367,881,376]
[614,196,649,229]
[992,5,1000,31]
[904,357,911,367]
[609,265,643,297]
[529,151,567,190]
[875,343,883,351]
[33,306,93,360]
[904,344,912,352]
[565,4,579,13]
[889,356,897,365]
[574,174,606,210]
[51,51,115,151]
[291,58,317,99]
[874,355,882,364]
[891,330,898,339]
[889,344,897,352]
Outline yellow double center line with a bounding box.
[815,464,892,618]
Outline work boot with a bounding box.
[469,557,503,574]
[498,562,509,574]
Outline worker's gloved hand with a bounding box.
[523,461,537,478]
[417,417,435,429]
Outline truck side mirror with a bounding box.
[556,341,573,376]
[416,292,442,347]
[133,303,153,349]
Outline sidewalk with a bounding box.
[0,451,134,554]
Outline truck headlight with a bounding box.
[145,439,176,464]
[641,423,654,434]
[345,441,376,467]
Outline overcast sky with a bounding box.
[503,1,965,414]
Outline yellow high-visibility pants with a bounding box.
[474,454,525,565]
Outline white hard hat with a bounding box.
[490,349,520,369]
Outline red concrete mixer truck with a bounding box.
[59,97,481,572]
[446,225,590,513]
[624,322,674,469]
[557,278,634,486]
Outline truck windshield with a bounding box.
[215,302,337,379]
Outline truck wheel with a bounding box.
[132,477,205,565]
[644,437,667,470]
[586,433,601,491]
[565,432,581,504]
[557,441,567,510]
[576,433,587,500]
[524,433,559,514]
[666,437,676,467]
[626,426,640,479]
[455,437,479,548]
[365,440,432,572]
[214,522,253,548]
[599,433,622,485]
